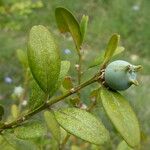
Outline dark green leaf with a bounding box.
[27,25,61,93]
[28,79,46,111]
[117,141,134,150]
[80,15,89,42]
[100,88,140,147]
[55,7,82,50]
[102,34,120,65]
[44,111,61,143]
[49,61,70,97]
[0,105,4,121]
[55,108,110,145]
[14,121,46,139]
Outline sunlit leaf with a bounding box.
[102,34,120,65]
[27,25,61,93]
[44,111,61,143]
[55,7,82,50]
[80,15,89,42]
[117,141,134,150]
[100,87,140,147]
[55,108,110,145]
[0,105,4,121]
[14,121,46,139]
[49,61,70,97]
[28,79,47,111]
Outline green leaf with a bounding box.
[2,133,38,150]
[55,7,82,50]
[102,34,120,65]
[117,141,134,150]
[55,108,110,145]
[100,88,140,147]
[16,49,28,68]
[44,111,61,143]
[28,79,47,111]
[80,15,89,42]
[27,25,61,93]
[49,60,70,97]
[14,121,46,139]
[0,105,4,121]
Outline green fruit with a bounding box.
[104,60,142,91]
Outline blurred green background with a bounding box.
[0,0,150,149]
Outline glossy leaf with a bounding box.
[55,7,82,50]
[55,108,110,145]
[117,141,134,150]
[100,88,140,147]
[102,34,120,65]
[28,79,47,111]
[49,61,70,97]
[2,133,38,150]
[27,25,61,93]
[80,15,89,42]
[0,105,4,121]
[14,121,46,139]
[44,111,61,143]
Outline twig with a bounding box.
[0,72,101,133]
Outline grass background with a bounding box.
[0,0,150,149]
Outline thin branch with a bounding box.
[0,72,101,133]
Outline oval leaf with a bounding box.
[14,121,46,139]
[55,108,110,145]
[55,7,82,50]
[49,60,70,97]
[100,88,140,147]
[27,25,61,93]
[102,34,120,65]
[44,111,61,143]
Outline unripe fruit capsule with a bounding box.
[104,60,142,91]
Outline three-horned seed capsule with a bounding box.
[104,60,142,91]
